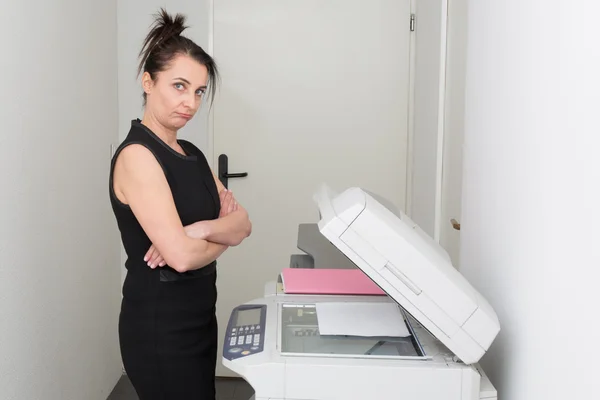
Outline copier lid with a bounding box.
[313,184,500,364]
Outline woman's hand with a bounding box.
[144,244,166,269]
[219,189,238,217]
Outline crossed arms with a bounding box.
[112,144,252,273]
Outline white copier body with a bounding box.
[222,185,500,400]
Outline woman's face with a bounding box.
[142,53,208,130]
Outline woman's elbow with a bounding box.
[165,254,191,273]
[242,218,252,238]
[239,209,252,235]
[231,221,252,246]
[164,239,206,273]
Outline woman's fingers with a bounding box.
[144,245,156,264]
[220,189,236,216]
[145,245,165,268]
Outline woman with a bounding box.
[109,8,252,399]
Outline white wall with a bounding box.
[0,1,122,399]
[460,1,600,398]
[117,0,211,283]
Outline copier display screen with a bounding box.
[236,308,261,327]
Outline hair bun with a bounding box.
[137,8,188,76]
[154,8,187,40]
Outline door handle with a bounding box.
[221,172,248,178]
[450,219,461,230]
[218,154,248,189]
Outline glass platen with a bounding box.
[280,303,426,359]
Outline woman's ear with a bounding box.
[142,72,154,95]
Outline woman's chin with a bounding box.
[172,117,191,129]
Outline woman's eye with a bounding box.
[196,89,205,96]
[174,83,184,90]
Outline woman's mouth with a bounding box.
[177,113,192,120]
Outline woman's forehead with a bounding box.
[163,55,208,83]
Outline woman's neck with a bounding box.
[141,113,178,147]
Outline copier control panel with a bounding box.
[223,304,267,360]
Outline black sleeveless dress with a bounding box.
[109,119,221,399]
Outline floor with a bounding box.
[107,374,255,400]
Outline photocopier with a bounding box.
[222,184,500,400]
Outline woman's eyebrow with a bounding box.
[173,77,207,90]
[172,77,191,84]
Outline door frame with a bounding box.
[434,0,450,242]
[204,0,450,231]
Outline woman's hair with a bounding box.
[137,8,219,107]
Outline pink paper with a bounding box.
[281,268,386,296]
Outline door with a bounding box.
[212,0,413,376]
